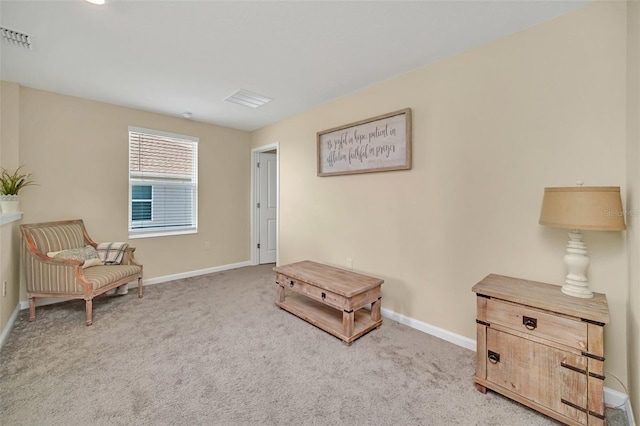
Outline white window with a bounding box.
[128,126,198,238]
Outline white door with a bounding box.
[258,153,277,264]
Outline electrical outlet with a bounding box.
[204,241,211,250]
[2,281,6,297]
[346,258,353,270]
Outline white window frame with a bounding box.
[128,126,199,239]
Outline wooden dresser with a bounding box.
[472,274,610,426]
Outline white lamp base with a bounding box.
[561,230,594,299]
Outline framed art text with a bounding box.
[317,108,412,177]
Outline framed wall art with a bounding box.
[317,108,412,177]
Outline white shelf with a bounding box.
[0,212,22,226]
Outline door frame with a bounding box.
[250,142,280,266]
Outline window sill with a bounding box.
[129,228,197,239]
[1,212,23,226]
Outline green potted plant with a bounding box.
[0,166,36,213]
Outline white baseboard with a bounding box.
[381,307,476,351]
[0,303,21,350]
[604,387,635,426]
[142,260,252,286]
[381,306,634,426]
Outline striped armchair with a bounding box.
[21,219,143,325]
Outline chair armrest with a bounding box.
[121,246,141,267]
[22,239,85,267]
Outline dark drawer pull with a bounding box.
[289,280,294,287]
[561,399,587,413]
[321,292,326,300]
[488,350,500,364]
[561,362,586,375]
[523,316,537,330]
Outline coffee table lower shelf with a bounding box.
[277,293,382,344]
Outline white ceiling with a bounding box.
[1,0,590,132]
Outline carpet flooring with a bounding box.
[0,264,628,425]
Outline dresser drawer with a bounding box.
[305,285,346,310]
[277,274,306,295]
[485,298,587,350]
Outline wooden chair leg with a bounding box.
[85,300,93,326]
[29,297,36,322]
[138,277,143,298]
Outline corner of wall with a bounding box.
[627,0,640,420]
[0,80,23,336]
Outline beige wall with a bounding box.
[0,81,22,332]
[627,0,640,417]
[252,1,630,394]
[14,86,252,300]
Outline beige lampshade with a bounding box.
[539,186,626,231]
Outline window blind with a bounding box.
[128,127,198,238]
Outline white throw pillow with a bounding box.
[47,246,104,269]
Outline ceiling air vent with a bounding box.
[225,89,272,109]
[0,26,33,50]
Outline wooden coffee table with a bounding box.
[274,260,383,345]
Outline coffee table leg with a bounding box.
[371,297,381,322]
[277,284,285,303]
[343,309,354,338]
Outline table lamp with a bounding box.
[538,185,626,298]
